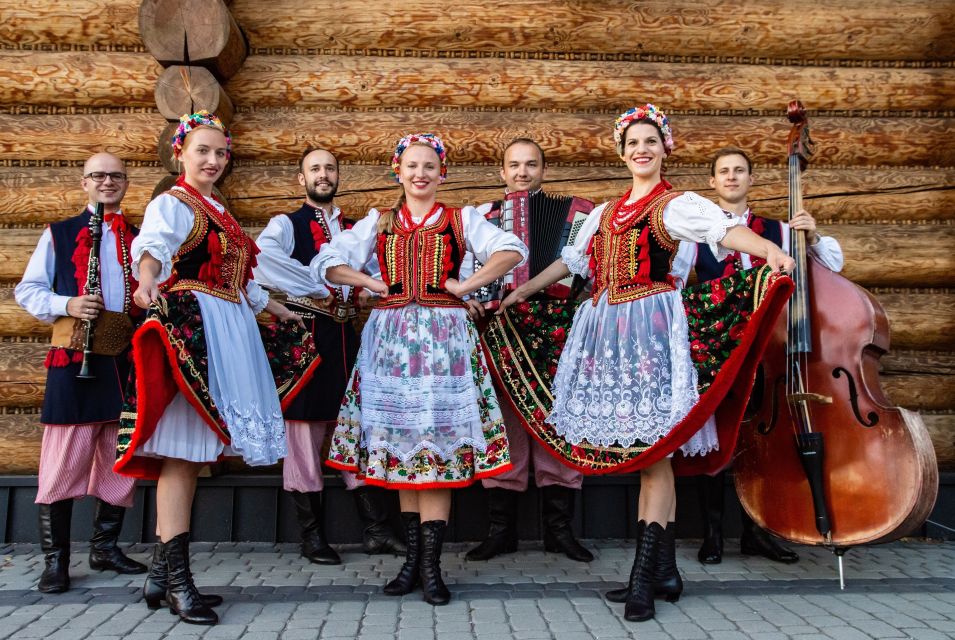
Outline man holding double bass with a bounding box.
[669,146,844,565]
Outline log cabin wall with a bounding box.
[0,0,953,474]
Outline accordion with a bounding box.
[474,190,594,306]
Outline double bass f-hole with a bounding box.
[831,367,879,427]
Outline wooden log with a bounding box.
[882,374,955,412]
[218,164,955,225]
[882,351,955,376]
[231,0,955,62]
[3,112,953,167]
[229,112,955,168]
[0,1,141,49]
[881,292,955,351]
[0,51,160,108]
[5,164,953,227]
[155,65,234,125]
[229,55,955,113]
[0,412,43,475]
[922,414,955,470]
[0,166,162,226]
[0,343,47,408]
[138,0,248,81]
[0,288,51,337]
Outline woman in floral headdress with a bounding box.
[315,133,527,605]
[114,112,312,625]
[499,105,795,622]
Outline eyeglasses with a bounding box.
[84,172,128,182]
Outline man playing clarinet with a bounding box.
[253,147,405,564]
[465,138,594,562]
[670,146,844,565]
[15,152,147,593]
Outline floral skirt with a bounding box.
[326,304,511,488]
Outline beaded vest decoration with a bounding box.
[590,189,681,305]
[376,205,466,309]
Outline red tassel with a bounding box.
[72,227,92,294]
[46,348,72,368]
[72,350,84,363]
[376,234,391,285]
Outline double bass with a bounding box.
[733,101,938,579]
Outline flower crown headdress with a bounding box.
[613,104,674,155]
[390,133,448,183]
[171,110,232,159]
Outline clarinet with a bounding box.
[76,202,104,380]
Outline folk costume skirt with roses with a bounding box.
[326,303,511,489]
[486,266,792,476]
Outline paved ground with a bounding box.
[0,538,952,639]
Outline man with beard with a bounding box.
[464,138,594,563]
[254,148,404,563]
[15,152,147,592]
[670,146,843,565]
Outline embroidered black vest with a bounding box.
[164,189,257,303]
[376,207,466,309]
[42,210,138,425]
[695,212,783,283]
[590,191,681,305]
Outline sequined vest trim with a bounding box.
[376,207,466,309]
[590,190,682,305]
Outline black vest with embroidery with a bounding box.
[164,189,256,303]
[376,207,466,309]
[42,210,138,425]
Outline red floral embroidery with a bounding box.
[72,227,93,294]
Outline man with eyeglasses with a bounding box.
[15,152,147,593]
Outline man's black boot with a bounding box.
[740,510,799,563]
[290,491,341,565]
[541,486,593,562]
[38,500,73,593]
[696,472,725,564]
[465,488,519,561]
[352,487,406,555]
[89,500,147,574]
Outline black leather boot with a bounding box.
[605,520,644,603]
[419,520,450,606]
[607,519,682,604]
[383,512,421,596]
[89,500,147,574]
[653,522,683,602]
[291,491,341,565]
[624,521,663,622]
[465,488,518,561]
[541,486,594,562]
[162,532,217,625]
[143,543,223,610]
[740,511,799,563]
[38,500,72,593]
[696,471,725,564]
[352,487,406,555]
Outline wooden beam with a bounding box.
[4,165,954,226]
[155,65,234,124]
[228,55,955,113]
[3,112,952,167]
[0,1,141,49]
[230,0,955,62]
[139,0,248,81]
[0,51,160,108]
